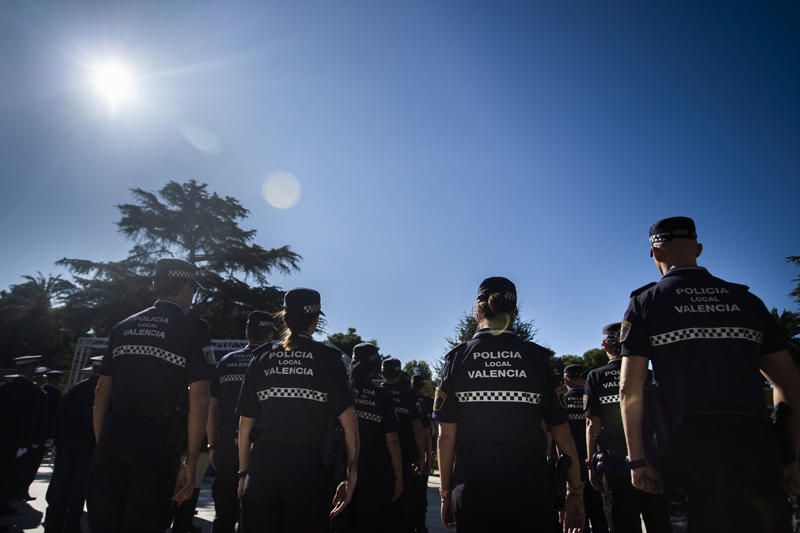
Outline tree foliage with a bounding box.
[326,328,378,356]
[582,348,608,370]
[58,180,301,339]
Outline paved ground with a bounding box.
[1,462,448,532]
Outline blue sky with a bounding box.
[1,2,798,367]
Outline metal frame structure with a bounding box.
[68,336,248,386]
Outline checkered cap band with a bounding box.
[455,390,542,404]
[568,413,585,420]
[649,327,764,347]
[256,387,328,403]
[112,344,186,368]
[356,410,382,423]
[599,394,620,405]
[167,270,195,280]
[219,374,245,383]
[303,304,321,314]
[649,233,671,244]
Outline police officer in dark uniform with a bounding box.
[236,288,359,532]
[335,342,403,533]
[207,310,277,533]
[411,374,433,533]
[88,258,215,532]
[12,356,49,502]
[585,324,670,533]
[434,277,585,532]
[44,356,103,533]
[0,355,44,514]
[381,358,426,533]
[619,216,800,532]
[563,364,607,533]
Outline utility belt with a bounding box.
[457,441,546,464]
[682,402,769,421]
[590,440,628,474]
[113,397,187,458]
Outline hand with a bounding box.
[208,449,216,470]
[172,463,196,503]
[237,476,246,499]
[560,490,585,532]
[630,464,663,494]
[392,477,404,502]
[588,468,603,492]
[783,460,800,497]
[330,476,356,518]
[440,498,455,529]
[16,447,28,458]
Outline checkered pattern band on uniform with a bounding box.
[256,387,328,402]
[356,410,382,423]
[455,390,542,404]
[649,327,764,347]
[112,344,187,368]
[568,413,585,420]
[599,394,620,405]
[219,374,245,383]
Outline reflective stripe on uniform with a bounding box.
[599,394,620,404]
[649,327,764,347]
[455,390,541,404]
[219,374,245,383]
[112,344,186,368]
[356,410,382,423]
[256,387,328,402]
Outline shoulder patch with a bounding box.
[433,387,447,412]
[630,282,657,298]
[202,346,216,365]
[619,320,632,343]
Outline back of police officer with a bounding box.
[563,364,608,533]
[335,342,403,533]
[619,217,800,533]
[434,277,585,532]
[236,288,358,533]
[411,374,434,533]
[88,258,214,533]
[585,325,670,533]
[207,310,275,533]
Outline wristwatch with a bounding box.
[236,470,248,478]
[625,457,648,470]
[439,488,451,503]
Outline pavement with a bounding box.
[1,461,448,533]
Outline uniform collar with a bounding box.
[608,358,622,367]
[662,266,708,279]
[473,328,518,339]
[154,300,185,313]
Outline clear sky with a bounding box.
[1,2,798,367]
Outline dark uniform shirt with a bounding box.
[381,381,421,466]
[236,335,353,447]
[100,300,215,423]
[56,375,98,453]
[42,383,62,441]
[621,266,786,426]
[584,359,625,445]
[353,378,398,469]
[0,376,43,449]
[564,386,587,462]
[415,393,434,431]
[433,329,567,452]
[210,345,259,436]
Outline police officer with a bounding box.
[411,374,434,533]
[434,277,585,532]
[585,324,670,533]
[236,288,359,532]
[207,310,277,533]
[562,364,607,533]
[381,358,426,533]
[44,356,103,533]
[619,216,800,532]
[88,258,215,532]
[12,356,49,502]
[335,342,403,533]
[0,355,45,514]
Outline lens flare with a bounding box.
[262,171,301,209]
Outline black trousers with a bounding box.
[412,473,429,532]
[333,463,393,533]
[452,451,557,533]
[44,447,92,533]
[388,464,415,533]
[661,415,792,533]
[0,443,16,509]
[16,444,45,498]
[240,441,328,533]
[602,470,670,533]
[87,414,181,533]
[212,436,239,533]
[584,481,608,533]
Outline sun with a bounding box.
[89,59,137,112]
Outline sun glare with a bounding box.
[89,59,136,112]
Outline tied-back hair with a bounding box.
[278,309,318,350]
[476,291,517,321]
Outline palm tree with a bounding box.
[771,308,800,362]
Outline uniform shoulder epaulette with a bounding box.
[629,282,657,298]
[442,342,466,363]
[726,281,750,292]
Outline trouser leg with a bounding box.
[212,438,239,533]
[603,471,642,533]
[584,482,608,533]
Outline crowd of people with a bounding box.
[1,215,800,533]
